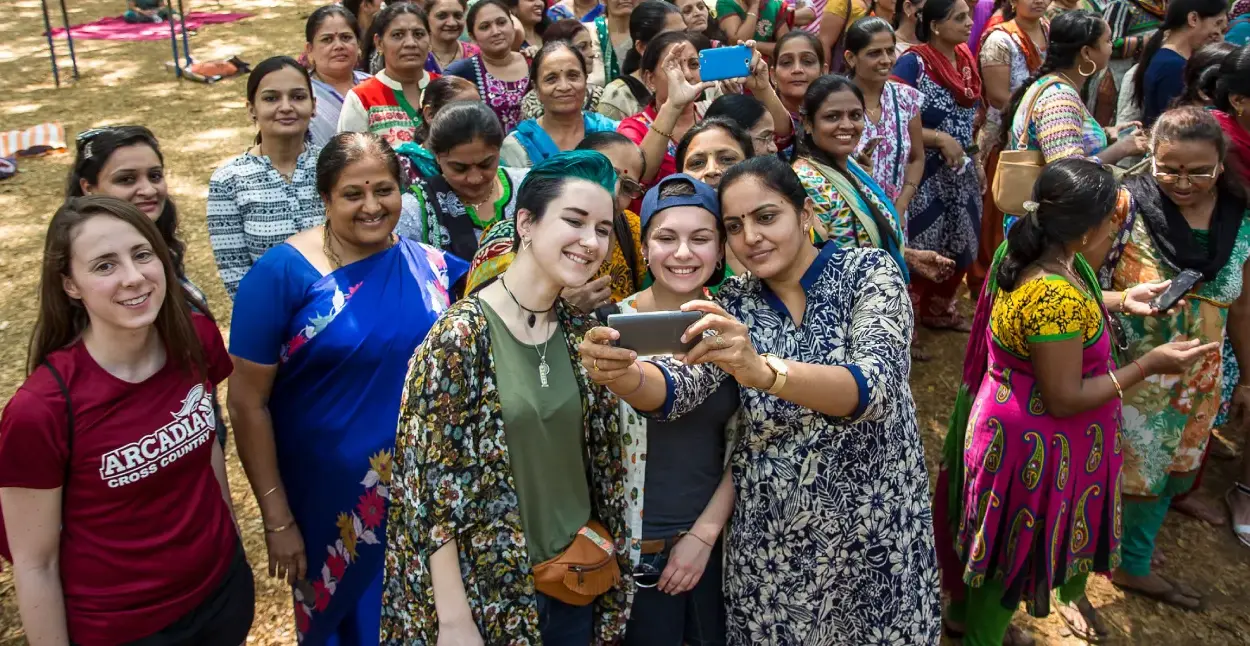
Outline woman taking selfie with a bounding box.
[229,132,467,644]
[424,0,480,75]
[447,0,532,132]
[618,32,710,186]
[619,174,736,646]
[209,56,325,300]
[381,151,633,643]
[845,17,925,218]
[305,5,373,148]
[502,40,619,168]
[340,3,438,148]
[0,196,251,646]
[1088,107,1250,608]
[892,0,984,331]
[579,155,941,644]
[401,101,528,260]
[936,159,1214,645]
[598,1,688,121]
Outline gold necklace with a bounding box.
[323,225,395,270]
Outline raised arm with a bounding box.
[1,488,68,646]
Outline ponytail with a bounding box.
[995,210,1048,290]
[1131,0,1230,109]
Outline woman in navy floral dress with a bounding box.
[579,156,941,645]
[892,0,984,330]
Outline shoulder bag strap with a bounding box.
[40,360,73,492]
[1013,76,1064,150]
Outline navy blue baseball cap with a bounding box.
[639,173,721,234]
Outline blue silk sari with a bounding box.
[265,239,467,644]
[512,112,619,166]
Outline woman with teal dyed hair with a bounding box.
[381,151,639,644]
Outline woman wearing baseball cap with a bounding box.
[617,174,736,645]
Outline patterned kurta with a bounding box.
[855,81,922,205]
[1102,188,1250,497]
[381,298,634,644]
[892,53,983,268]
[651,245,941,645]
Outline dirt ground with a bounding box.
[0,1,1248,644]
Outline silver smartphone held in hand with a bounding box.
[608,311,703,356]
[1150,269,1203,312]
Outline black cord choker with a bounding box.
[500,277,558,327]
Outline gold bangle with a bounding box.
[649,123,673,139]
[746,11,758,18]
[265,521,295,534]
[1108,370,1124,399]
[261,485,279,498]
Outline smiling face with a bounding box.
[846,30,896,83]
[675,0,709,33]
[378,13,431,75]
[248,66,315,141]
[808,87,865,160]
[681,128,748,187]
[645,205,722,293]
[308,15,360,76]
[514,0,545,27]
[472,3,516,56]
[1152,138,1222,208]
[720,176,814,280]
[537,48,588,115]
[62,215,168,332]
[1190,11,1229,46]
[774,38,822,105]
[1080,19,1113,73]
[81,144,167,220]
[518,179,617,286]
[324,154,403,249]
[436,137,502,204]
[429,0,467,44]
[647,41,701,106]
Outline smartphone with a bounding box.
[607,311,703,356]
[699,45,752,83]
[1150,269,1203,312]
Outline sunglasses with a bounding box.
[618,175,645,200]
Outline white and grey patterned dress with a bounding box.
[651,245,941,645]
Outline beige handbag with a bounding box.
[992,77,1065,215]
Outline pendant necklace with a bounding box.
[501,277,559,387]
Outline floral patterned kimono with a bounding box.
[648,244,941,645]
[381,298,636,644]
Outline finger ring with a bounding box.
[593,359,600,372]
[716,335,728,349]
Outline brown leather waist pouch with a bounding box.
[532,520,621,607]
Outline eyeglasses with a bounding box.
[1151,159,1219,187]
[617,174,645,200]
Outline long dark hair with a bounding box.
[915,0,958,43]
[992,0,1016,23]
[363,1,430,73]
[799,75,897,257]
[995,158,1119,290]
[1000,11,1104,150]
[705,94,768,133]
[1172,41,1235,108]
[428,100,505,154]
[1131,0,1227,109]
[29,196,205,379]
[506,0,552,37]
[639,30,697,106]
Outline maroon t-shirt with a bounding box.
[0,315,236,646]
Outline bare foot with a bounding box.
[1172,495,1227,526]
[1111,569,1202,611]
[1151,550,1166,568]
[1003,623,1036,645]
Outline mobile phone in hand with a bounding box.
[1150,269,1203,312]
[608,311,703,356]
[699,45,752,82]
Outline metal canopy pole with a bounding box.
[177,0,192,67]
[56,0,80,80]
[167,3,183,77]
[39,0,62,88]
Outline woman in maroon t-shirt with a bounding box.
[0,196,254,646]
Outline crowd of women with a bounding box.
[1,0,1249,644]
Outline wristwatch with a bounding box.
[761,354,789,395]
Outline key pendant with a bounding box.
[539,359,550,388]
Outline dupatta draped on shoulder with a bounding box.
[806,156,911,282]
[265,239,467,642]
[513,113,620,166]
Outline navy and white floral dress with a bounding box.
[892,53,983,269]
[651,244,941,645]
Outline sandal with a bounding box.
[1053,594,1110,643]
[1225,484,1250,548]
[1113,575,1203,612]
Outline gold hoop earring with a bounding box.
[1078,59,1097,77]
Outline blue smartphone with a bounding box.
[699,45,752,82]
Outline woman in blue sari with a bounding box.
[228,132,468,645]
[501,40,618,168]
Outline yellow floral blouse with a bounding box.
[380,298,635,644]
[990,275,1103,357]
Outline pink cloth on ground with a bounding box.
[48,12,251,41]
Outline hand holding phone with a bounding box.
[608,311,703,356]
[1148,269,1203,313]
[699,45,752,83]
